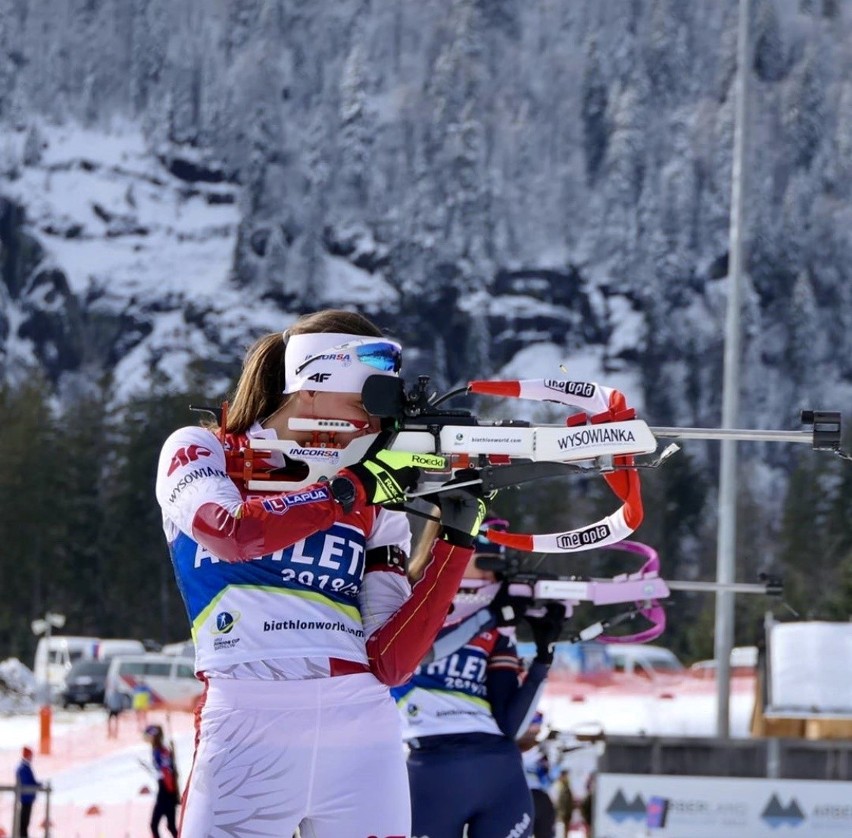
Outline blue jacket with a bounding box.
[16,760,38,804]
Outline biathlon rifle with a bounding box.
[201,374,844,554]
[474,540,786,645]
[472,540,671,644]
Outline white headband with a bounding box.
[282,332,402,394]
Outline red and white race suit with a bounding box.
[155,422,473,837]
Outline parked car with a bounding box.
[60,659,111,708]
[34,635,100,698]
[607,644,686,678]
[105,653,202,712]
[518,641,685,682]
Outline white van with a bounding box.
[161,639,195,658]
[34,636,147,697]
[689,645,759,677]
[94,638,146,661]
[105,653,202,712]
[33,636,100,695]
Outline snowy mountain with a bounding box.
[1,0,852,676]
[2,0,850,417]
[1,0,851,555]
[1,123,245,402]
[0,116,645,408]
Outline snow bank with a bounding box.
[768,621,852,716]
[0,658,37,714]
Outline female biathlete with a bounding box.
[392,519,566,838]
[144,724,179,838]
[155,309,487,837]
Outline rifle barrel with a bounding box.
[649,427,814,444]
[665,580,772,594]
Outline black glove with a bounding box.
[434,469,489,548]
[344,433,423,507]
[487,579,532,628]
[525,602,567,665]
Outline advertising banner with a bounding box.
[596,773,852,837]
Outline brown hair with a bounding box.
[145,725,164,746]
[223,309,384,434]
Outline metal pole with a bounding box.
[40,620,53,756]
[44,781,52,838]
[715,0,750,739]
[13,779,20,838]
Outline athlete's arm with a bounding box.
[364,536,474,687]
[486,637,550,738]
[156,426,361,562]
[420,609,497,665]
[357,508,412,637]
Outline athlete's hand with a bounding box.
[345,432,423,506]
[487,579,531,628]
[525,603,567,665]
[434,469,489,548]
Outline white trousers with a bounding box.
[180,673,410,838]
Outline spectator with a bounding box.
[144,725,179,838]
[15,746,40,838]
[105,688,125,739]
[580,772,596,836]
[133,681,151,731]
[519,712,558,838]
[554,770,575,837]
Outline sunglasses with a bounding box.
[294,339,402,376]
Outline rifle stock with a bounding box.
[240,419,656,492]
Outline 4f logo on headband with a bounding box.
[308,372,332,383]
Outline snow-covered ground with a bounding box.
[0,706,602,838]
[540,674,757,739]
[0,705,195,838]
[0,657,190,837]
[0,654,755,838]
